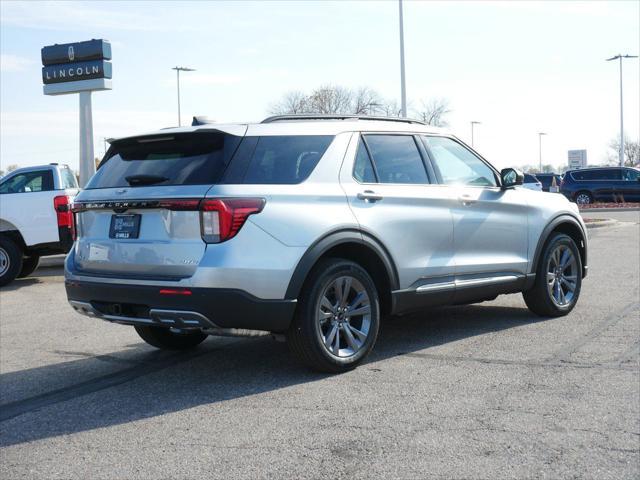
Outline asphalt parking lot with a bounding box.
[1,218,638,479]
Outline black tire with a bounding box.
[0,236,23,287]
[134,325,207,350]
[574,191,593,205]
[287,258,380,373]
[523,233,582,317]
[17,255,40,279]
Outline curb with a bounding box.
[585,219,618,229]
[580,207,640,213]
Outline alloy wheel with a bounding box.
[576,193,591,205]
[316,275,371,358]
[546,245,578,307]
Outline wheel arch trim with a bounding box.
[531,214,588,278]
[284,228,400,300]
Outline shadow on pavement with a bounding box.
[0,303,550,447]
[0,267,64,292]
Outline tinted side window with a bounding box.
[524,174,538,183]
[623,169,640,181]
[603,169,622,180]
[363,135,428,184]
[242,136,333,184]
[0,170,53,194]
[353,139,376,183]
[423,136,497,187]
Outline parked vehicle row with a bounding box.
[64,115,588,372]
[0,164,79,285]
[560,167,640,204]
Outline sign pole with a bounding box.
[78,91,95,187]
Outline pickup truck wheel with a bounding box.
[0,236,23,287]
[523,233,582,317]
[17,255,40,279]
[287,258,380,373]
[134,325,207,350]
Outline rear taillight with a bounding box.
[54,195,75,239]
[200,198,265,243]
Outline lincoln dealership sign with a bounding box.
[41,39,112,94]
[41,39,113,187]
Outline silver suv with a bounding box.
[66,115,588,372]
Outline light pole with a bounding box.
[172,66,195,126]
[538,132,547,172]
[606,54,638,166]
[398,0,407,117]
[470,121,481,147]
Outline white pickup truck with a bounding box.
[0,164,79,285]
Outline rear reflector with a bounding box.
[159,288,192,295]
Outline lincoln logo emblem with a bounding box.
[68,46,75,61]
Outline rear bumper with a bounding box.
[65,280,297,333]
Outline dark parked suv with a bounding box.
[560,167,640,204]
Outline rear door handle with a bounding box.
[458,195,477,206]
[357,190,383,202]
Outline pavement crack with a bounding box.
[547,301,640,364]
[402,351,637,371]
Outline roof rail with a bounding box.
[261,114,427,125]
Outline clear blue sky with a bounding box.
[1,0,638,172]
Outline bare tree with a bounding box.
[608,135,640,167]
[351,87,383,115]
[306,85,353,114]
[269,87,451,125]
[379,99,403,117]
[269,90,309,115]
[414,98,451,127]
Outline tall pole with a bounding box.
[470,121,481,147]
[619,56,623,166]
[176,68,181,126]
[606,54,638,167]
[172,66,196,127]
[78,91,95,187]
[398,0,407,117]
[538,132,546,172]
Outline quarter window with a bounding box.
[353,139,376,183]
[362,135,429,184]
[242,135,333,184]
[423,136,497,187]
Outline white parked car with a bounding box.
[0,164,79,285]
[522,173,543,191]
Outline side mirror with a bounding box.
[500,168,524,189]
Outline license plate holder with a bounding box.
[109,214,141,239]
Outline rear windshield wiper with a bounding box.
[124,174,169,186]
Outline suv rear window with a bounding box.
[86,131,242,189]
